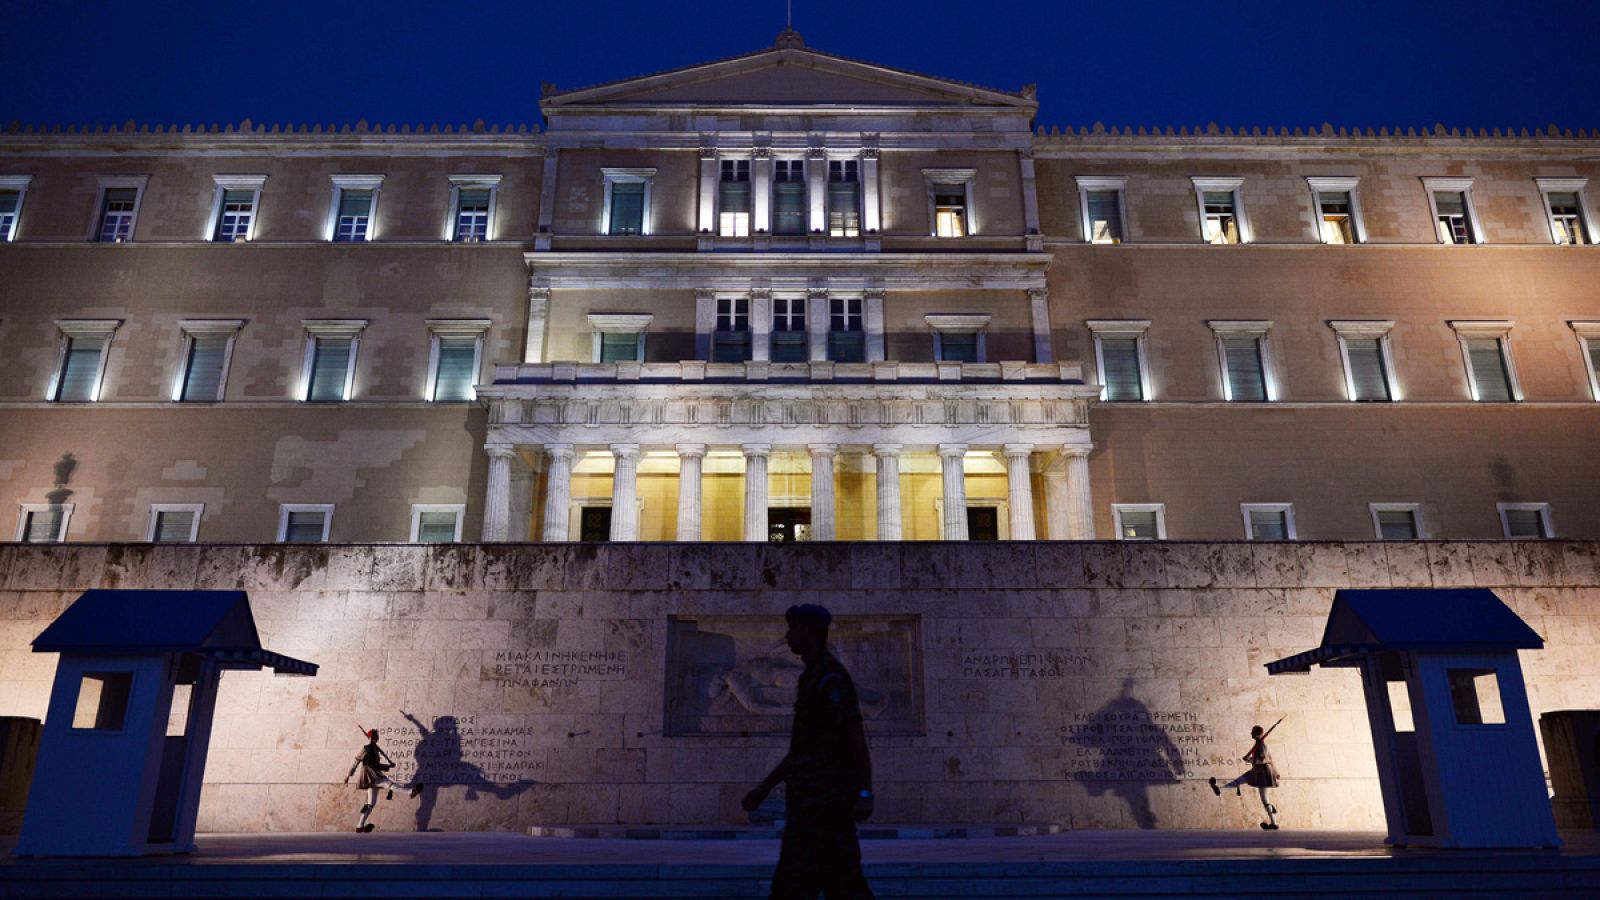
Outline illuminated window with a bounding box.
[586,314,650,365]
[329,175,382,242]
[1423,178,1481,244]
[1242,504,1295,540]
[0,175,32,241]
[1077,176,1127,244]
[1329,321,1396,402]
[96,187,139,242]
[447,175,501,242]
[147,504,202,543]
[773,160,807,235]
[1498,503,1552,539]
[718,159,751,237]
[1209,321,1274,401]
[1536,178,1593,245]
[430,337,481,401]
[1087,320,1151,401]
[770,296,808,362]
[278,504,334,543]
[827,160,860,237]
[1370,504,1423,540]
[300,320,367,402]
[209,175,265,242]
[713,297,751,362]
[51,319,119,403]
[932,184,967,237]
[175,320,243,403]
[1193,178,1246,244]
[927,314,989,363]
[410,505,464,543]
[1306,177,1364,244]
[828,297,865,362]
[15,504,71,543]
[1450,321,1518,402]
[1573,322,1600,401]
[1113,504,1165,540]
[602,168,653,236]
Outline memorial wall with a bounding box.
[0,540,1595,833]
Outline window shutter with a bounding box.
[599,332,640,363]
[1505,509,1546,539]
[1465,338,1512,401]
[828,331,865,363]
[1434,192,1466,216]
[770,331,808,362]
[307,337,352,402]
[338,189,371,218]
[828,181,860,234]
[56,337,107,401]
[1588,342,1600,382]
[24,509,63,543]
[720,179,751,214]
[939,333,979,363]
[1086,191,1122,242]
[180,335,229,401]
[1377,510,1418,540]
[773,181,806,235]
[221,188,253,208]
[0,191,17,214]
[1249,510,1288,541]
[153,510,195,542]
[1100,336,1143,401]
[457,188,490,211]
[284,511,327,543]
[433,337,478,400]
[1222,336,1267,401]
[1345,337,1391,401]
[609,182,644,234]
[416,511,457,543]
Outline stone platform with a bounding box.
[4,831,1600,897]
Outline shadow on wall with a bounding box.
[402,712,536,832]
[1063,678,1186,829]
[47,453,77,508]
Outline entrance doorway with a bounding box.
[579,506,612,542]
[769,508,811,542]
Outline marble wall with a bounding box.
[0,540,1595,833]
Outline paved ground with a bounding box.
[6,828,1595,866]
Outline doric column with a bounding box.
[861,143,882,234]
[541,444,575,541]
[938,443,969,541]
[1063,444,1095,540]
[1003,444,1037,541]
[675,443,706,541]
[806,146,827,234]
[873,443,903,541]
[742,443,771,542]
[808,443,838,541]
[483,445,516,542]
[508,454,535,541]
[609,443,641,542]
[752,144,773,235]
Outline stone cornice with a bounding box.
[523,251,1049,292]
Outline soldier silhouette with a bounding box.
[343,727,421,833]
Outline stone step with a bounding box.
[527,822,1065,840]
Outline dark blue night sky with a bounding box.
[5,0,1598,132]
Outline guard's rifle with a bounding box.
[1242,716,1285,762]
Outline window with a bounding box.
[147,504,202,542]
[1499,503,1552,540]
[93,177,146,242]
[602,168,653,236]
[927,315,990,363]
[1329,321,1396,402]
[1113,504,1166,540]
[278,504,333,543]
[1536,178,1594,245]
[1450,321,1519,402]
[586,314,650,365]
[0,174,31,241]
[328,175,382,242]
[1572,322,1600,401]
[15,504,72,543]
[427,319,490,401]
[773,160,807,236]
[579,506,612,542]
[1448,669,1506,725]
[1087,320,1151,401]
[50,319,120,403]
[72,673,133,731]
[174,320,243,403]
[208,175,265,242]
[1076,176,1128,244]
[449,175,500,242]
[1306,177,1365,244]
[713,297,751,363]
[1423,178,1482,245]
[829,297,866,362]
[1241,504,1296,541]
[1370,504,1423,540]
[410,504,464,542]
[1209,321,1274,402]
[718,159,751,237]
[771,296,808,363]
[827,159,861,237]
[924,169,975,238]
[300,320,366,402]
[1193,178,1247,244]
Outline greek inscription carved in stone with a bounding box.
[961,649,1094,679]
[486,649,628,689]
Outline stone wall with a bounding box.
[0,540,1596,833]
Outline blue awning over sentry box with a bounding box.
[1266,588,1543,675]
[32,590,316,676]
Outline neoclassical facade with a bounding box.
[2,30,1599,546]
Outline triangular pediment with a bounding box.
[544,37,1034,110]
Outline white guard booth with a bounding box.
[15,590,316,857]
[1267,588,1558,849]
